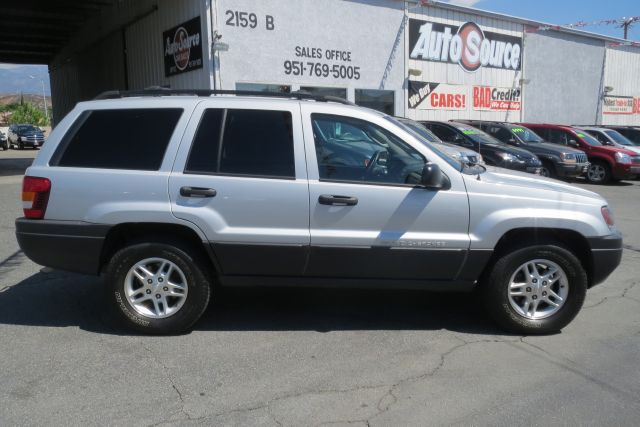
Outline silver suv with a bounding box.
[16,90,623,335]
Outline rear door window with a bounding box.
[55,108,183,170]
[186,109,295,179]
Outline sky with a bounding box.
[443,0,640,41]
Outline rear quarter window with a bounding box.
[53,108,183,170]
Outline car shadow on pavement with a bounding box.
[0,157,34,176]
[0,271,512,336]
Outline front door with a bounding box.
[300,104,470,281]
[169,100,310,277]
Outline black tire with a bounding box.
[104,242,212,334]
[481,244,587,334]
[18,140,24,150]
[586,160,611,184]
[539,161,556,178]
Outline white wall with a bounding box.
[214,0,406,114]
[601,45,640,126]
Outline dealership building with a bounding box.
[3,0,639,126]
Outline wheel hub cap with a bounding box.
[507,259,569,320]
[124,257,188,319]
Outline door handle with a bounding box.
[318,194,358,206]
[180,186,217,198]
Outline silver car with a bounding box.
[15,90,622,335]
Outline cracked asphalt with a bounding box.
[1,152,639,426]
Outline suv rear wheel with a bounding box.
[105,242,211,334]
[482,245,587,334]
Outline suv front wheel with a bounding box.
[482,245,587,334]
[105,242,211,334]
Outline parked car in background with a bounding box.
[394,117,484,166]
[8,124,45,149]
[420,120,541,174]
[601,126,640,145]
[578,126,640,155]
[0,130,8,150]
[459,120,588,179]
[522,123,640,184]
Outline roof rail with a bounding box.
[93,88,355,105]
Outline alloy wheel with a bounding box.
[124,257,188,319]
[507,259,569,320]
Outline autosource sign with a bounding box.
[473,86,521,111]
[408,81,467,110]
[409,18,522,72]
[163,16,203,77]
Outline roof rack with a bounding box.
[93,88,355,105]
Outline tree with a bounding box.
[8,102,50,126]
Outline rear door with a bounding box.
[301,104,470,281]
[169,99,310,277]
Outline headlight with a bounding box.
[615,152,632,164]
[560,153,577,163]
[498,152,518,162]
[476,153,485,164]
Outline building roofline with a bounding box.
[408,0,638,46]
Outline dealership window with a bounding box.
[300,86,347,99]
[354,89,395,115]
[311,114,425,185]
[55,109,182,170]
[235,83,291,93]
[186,109,295,178]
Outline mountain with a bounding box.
[0,64,51,96]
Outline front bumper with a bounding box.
[612,163,640,180]
[557,162,590,178]
[15,218,110,275]
[587,233,623,287]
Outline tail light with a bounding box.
[601,206,615,230]
[22,176,51,219]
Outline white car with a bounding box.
[394,117,484,165]
[580,126,640,155]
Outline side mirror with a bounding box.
[421,163,449,190]
[568,139,579,147]
[508,137,517,144]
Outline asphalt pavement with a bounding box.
[0,151,638,426]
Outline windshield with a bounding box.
[603,130,635,146]
[509,125,543,143]
[395,118,440,142]
[17,125,38,133]
[452,125,502,146]
[574,131,602,146]
[386,117,465,171]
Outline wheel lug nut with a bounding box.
[158,277,163,282]
[147,279,153,284]
[155,294,161,299]
[163,287,168,291]
[526,287,531,292]
[532,295,538,300]
[543,281,547,286]
[146,289,151,294]
[542,291,547,296]
[532,279,537,283]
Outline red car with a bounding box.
[520,123,640,184]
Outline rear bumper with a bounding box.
[587,233,623,287]
[15,218,110,275]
